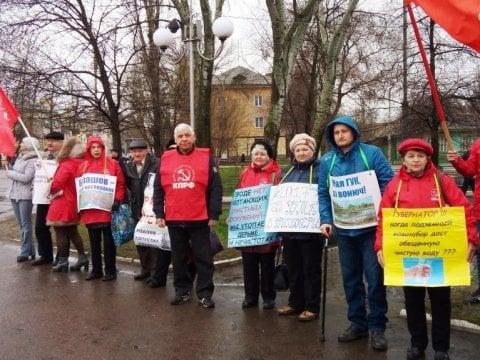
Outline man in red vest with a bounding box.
[153,123,223,308]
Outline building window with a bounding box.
[217,96,226,107]
[254,95,263,107]
[439,138,447,152]
[254,116,264,128]
[461,136,474,151]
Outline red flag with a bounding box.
[406,0,480,52]
[0,87,19,157]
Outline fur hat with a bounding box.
[250,139,274,159]
[57,137,84,162]
[129,139,148,149]
[289,133,316,153]
[398,138,433,156]
[22,137,40,151]
[44,131,64,140]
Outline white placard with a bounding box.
[76,173,117,211]
[134,219,171,250]
[264,182,320,233]
[329,170,381,229]
[32,159,58,204]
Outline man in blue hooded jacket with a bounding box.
[318,116,394,351]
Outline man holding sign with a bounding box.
[375,139,477,360]
[318,116,394,351]
[32,131,64,266]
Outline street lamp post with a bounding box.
[153,8,234,133]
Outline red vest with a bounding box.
[160,148,210,221]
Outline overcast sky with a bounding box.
[218,0,394,74]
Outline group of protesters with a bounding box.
[2,117,479,360]
[229,115,478,360]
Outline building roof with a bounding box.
[213,66,271,86]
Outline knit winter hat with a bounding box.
[289,133,316,153]
[22,137,40,151]
[398,138,433,156]
[250,139,274,159]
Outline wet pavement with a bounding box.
[0,239,477,360]
[0,172,478,359]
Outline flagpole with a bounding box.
[0,87,51,177]
[406,3,455,151]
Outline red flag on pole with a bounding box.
[0,87,19,157]
[406,0,480,52]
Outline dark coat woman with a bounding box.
[276,133,323,322]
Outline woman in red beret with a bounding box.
[375,138,478,360]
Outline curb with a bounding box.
[6,237,243,270]
[399,308,480,335]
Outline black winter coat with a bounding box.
[123,154,159,221]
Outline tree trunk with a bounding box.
[265,0,320,153]
[313,0,359,148]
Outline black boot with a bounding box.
[52,257,69,272]
[70,254,89,271]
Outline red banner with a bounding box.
[407,0,480,52]
[0,87,19,157]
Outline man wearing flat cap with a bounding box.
[123,139,171,287]
[32,131,65,266]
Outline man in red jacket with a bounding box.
[153,123,223,309]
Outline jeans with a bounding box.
[337,230,388,332]
[11,199,35,257]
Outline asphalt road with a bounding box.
[0,239,478,360]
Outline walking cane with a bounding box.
[320,235,329,342]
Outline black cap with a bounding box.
[45,131,64,140]
[129,139,148,149]
[250,139,274,159]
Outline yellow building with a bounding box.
[210,66,286,161]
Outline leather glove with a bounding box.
[112,200,121,211]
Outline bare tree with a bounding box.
[1,0,144,150]
[210,94,245,160]
[263,0,320,152]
